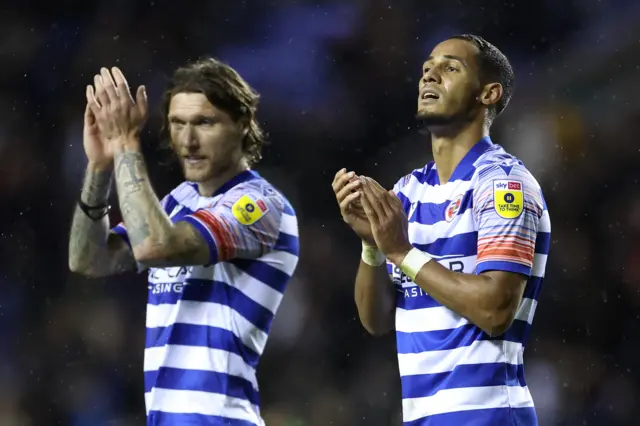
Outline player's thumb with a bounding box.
[136,85,148,117]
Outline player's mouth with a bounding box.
[183,155,207,166]
[419,88,441,103]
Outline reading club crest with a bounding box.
[445,194,464,222]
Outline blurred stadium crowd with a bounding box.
[1,1,640,425]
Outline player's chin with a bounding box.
[415,109,450,124]
[182,165,213,183]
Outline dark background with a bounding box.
[2,1,640,425]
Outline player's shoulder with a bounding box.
[472,147,545,213]
[473,148,541,191]
[227,176,295,219]
[164,181,200,210]
[394,162,436,193]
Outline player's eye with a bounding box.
[446,66,459,72]
[195,118,215,126]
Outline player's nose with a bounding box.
[421,69,440,86]
[180,126,199,147]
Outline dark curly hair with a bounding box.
[449,34,514,123]
[159,57,265,166]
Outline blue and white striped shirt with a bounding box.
[113,170,299,426]
[388,137,550,426]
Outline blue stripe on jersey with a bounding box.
[145,324,260,368]
[404,407,538,426]
[396,191,412,213]
[164,195,179,216]
[147,279,275,332]
[144,367,259,405]
[229,259,292,293]
[112,224,130,247]
[408,164,438,186]
[523,276,543,300]
[191,279,274,332]
[535,231,551,253]
[401,362,525,399]
[147,412,258,426]
[282,201,295,216]
[396,318,530,355]
[273,231,299,256]
[170,205,192,223]
[413,232,478,257]
[409,190,473,225]
[477,260,531,276]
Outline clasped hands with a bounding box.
[86,66,148,150]
[333,169,413,265]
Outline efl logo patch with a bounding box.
[493,180,523,219]
[232,195,269,225]
[445,194,464,222]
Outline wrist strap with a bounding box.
[78,198,111,221]
[400,248,432,281]
[361,241,386,266]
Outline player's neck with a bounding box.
[429,119,488,184]
[197,159,249,197]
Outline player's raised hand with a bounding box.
[332,168,376,246]
[359,176,413,264]
[87,67,148,144]
[82,91,114,170]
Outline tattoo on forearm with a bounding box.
[81,168,112,205]
[114,151,157,248]
[116,152,145,193]
[70,168,113,268]
[69,167,135,275]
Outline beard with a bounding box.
[415,109,460,127]
[415,88,483,130]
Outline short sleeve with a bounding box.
[179,185,283,265]
[474,165,544,277]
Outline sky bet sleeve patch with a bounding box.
[231,194,269,225]
[493,180,524,219]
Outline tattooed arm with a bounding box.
[68,163,136,277]
[112,141,210,268]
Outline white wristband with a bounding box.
[400,248,432,281]
[361,242,386,266]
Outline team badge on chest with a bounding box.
[445,193,464,222]
[493,180,523,219]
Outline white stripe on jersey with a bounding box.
[145,345,259,389]
[145,389,261,422]
[398,339,524,377]
[146,301,270,354]
[402,385,535,422]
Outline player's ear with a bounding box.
[237,115,250,138]
[480,82,502,108]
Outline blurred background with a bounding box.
[2,0,640,425]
